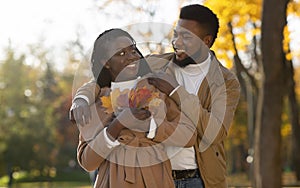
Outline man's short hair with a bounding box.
[180,4,219,44]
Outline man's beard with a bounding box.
[172,49,202,68]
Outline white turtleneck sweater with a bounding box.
[167,53,211,170]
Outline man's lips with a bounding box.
[175,49,185,53]
[174,48,186,55]
[174,49,186,59]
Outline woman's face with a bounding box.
[105,36,142,82]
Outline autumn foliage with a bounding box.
[101,87,160,114]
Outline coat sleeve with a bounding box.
[197,75,240,151]
[165,62,240,151]
[132,78,196,148]
[168,86,201,127]
[77,130,114,172]
[73,79,100,105]
[77,101,115,172]
[152,93,197,148]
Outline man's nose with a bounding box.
[172,35,183,48]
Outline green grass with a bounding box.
[1,170,299,188]
[227,171,300,187]
[0,169,92,187]
[0,176,9,187]
[9,182,91,188]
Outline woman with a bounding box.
[75,29,196,188]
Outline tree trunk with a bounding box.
[254,0,289,187]
[286,60,300,180]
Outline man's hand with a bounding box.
[69,98,91,126]
[131,108,151,121]
[147,72,179,96]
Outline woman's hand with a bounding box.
[69,98,91,126]
[106,108,151,140]
[117,108,151,132]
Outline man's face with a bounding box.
[172,19,208,62]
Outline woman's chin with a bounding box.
[115,73,138,82]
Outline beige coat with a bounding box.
[75,79,197,188]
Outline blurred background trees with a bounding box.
[0,44,79,182]
[203,0,300,187]
[0,0,300,187]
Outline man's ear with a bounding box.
[203,35,213,47]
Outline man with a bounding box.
[146,5,240,188]
[71,4,240,188]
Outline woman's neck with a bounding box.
[112,75,139,82]
[111,77,140,91]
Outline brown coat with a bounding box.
[147,52,240,187]
[75,79,197,188]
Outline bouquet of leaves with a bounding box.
[100,86,162,114]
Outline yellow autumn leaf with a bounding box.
[100,95,113,113]
[285,52,292,61]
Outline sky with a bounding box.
[0,0,299,71]
[0,0,189,71]
[0,0,95,70]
